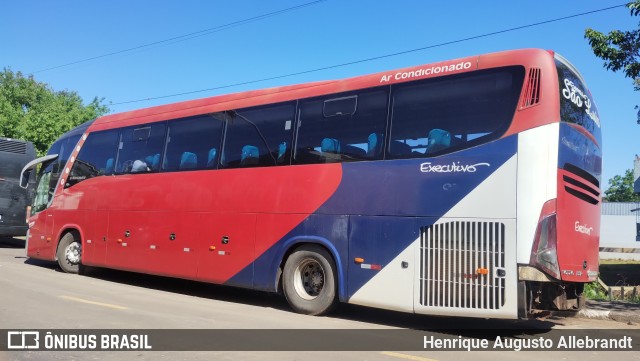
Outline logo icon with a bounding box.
[7,331,39,349]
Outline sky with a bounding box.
[2,0,639,189]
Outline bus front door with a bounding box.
[26,159,58,260]
[26,209,56,259]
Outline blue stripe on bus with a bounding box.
[227,135,518,300]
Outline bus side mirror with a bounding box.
[19,153,59,189]
[19,169,32,189]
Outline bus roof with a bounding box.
[90,48,555,132]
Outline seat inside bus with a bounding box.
[277,142,287,163]
[425,128,451,154]
[241,145,259,166]
[206,148,217,167]
[367,133,383,158]
[144,153,161,171]
[179,152,198,169]
[105,158,114,174]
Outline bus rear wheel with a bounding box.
[283,245,337,316]
[56,232,81,274]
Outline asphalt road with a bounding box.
[0,237,638,361]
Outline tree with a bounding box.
[0,68,109,155]
[584,1,640,91]
[603,169,640,202]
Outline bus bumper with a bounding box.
[0,225,28,237]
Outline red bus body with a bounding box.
[24,49,601,318]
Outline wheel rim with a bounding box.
[64,242,81,265]
[293,258,325,301]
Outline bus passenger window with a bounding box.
[67,129,119,187]
[163,114,224,172]
[221,102,295,169]
[389,66,525,158]
[116,123,166,174]
[294,88,388,165]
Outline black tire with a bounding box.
[282,244,337,315]
[56,232,81,274]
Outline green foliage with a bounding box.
[603,169,640,202]
[584,0,640,91]
[583,281,607,301]
[0,68,109,155]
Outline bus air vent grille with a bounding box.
[562,163,600,205]
[0,139,27,154]
[562,175,600,205]
[520,67,541,109]
[419,221,505,309]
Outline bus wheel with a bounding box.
[56,232,81,274]
[283,245,337,315]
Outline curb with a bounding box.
[550,307,640,324]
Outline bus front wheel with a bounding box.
[283,245,338,316]
[56,232,81,274]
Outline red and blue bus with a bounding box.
[21,49,601,318]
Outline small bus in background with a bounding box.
[0,137,35,237]
[20,49,601,319]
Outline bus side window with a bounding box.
[221,102,295,169]
[67,129,120,187]
[163,114,224,172]
[294,88,388,165]
[388,67,525,159]
[116,123,166,174]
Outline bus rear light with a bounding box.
[476,267,489,275]
[530,213,560,280]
